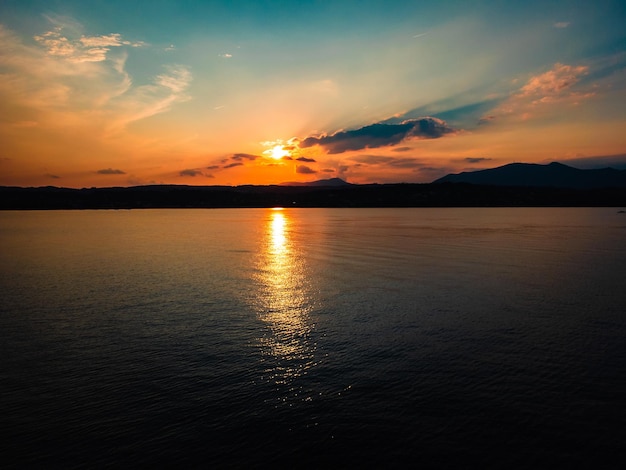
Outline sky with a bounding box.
[1,0,625,187]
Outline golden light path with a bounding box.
[256,208,316,388]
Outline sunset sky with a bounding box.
[1,0,625,187]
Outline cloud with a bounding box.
[296,156,316,162]
[392,147,412,152]
[210,153,262,171]
[34,26,145,63]
[553,22,570,28]
[296,165,317,174]
[109,64,193,130]
[231,153,260,161]
[180,168,204,177]
[155,66,192,93]
[321,168,335,173]
[45,173,61,179]
[519,63,588,97]
[478,115,496,125]
[300,117,454,154]
[482,63,593,122]
[79,34,130,48]
[0,22,192,134]
[463,157,492,164]
[219,53,233,58]
[97,168,126,175]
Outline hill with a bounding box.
[278,178,352,187]
[433,162,626,189]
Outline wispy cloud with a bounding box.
[223,162,244,169]
[553,22,570,29]
[155,66,192,93]
[462,157,492,164]
[231,153,261,161]
[106,64,193,131]
[180,168,212,177]
[483,62,593,122]
[34,25,145,63]
[519,63,588,98]
[0,20,191,135]
[85,34,145,48]
[97,168,126,175]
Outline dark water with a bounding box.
[2,208,625,468]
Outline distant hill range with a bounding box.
[279,177,352,187]
[434,162,626,189]
[2,164,626,209]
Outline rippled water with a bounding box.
[2,208,625,468]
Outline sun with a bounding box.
[268,144,291,160]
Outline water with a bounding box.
[1,208,625,468]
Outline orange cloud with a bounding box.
[483,62,594,122]
[519,63,588,98]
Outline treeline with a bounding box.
[1,183,626,209]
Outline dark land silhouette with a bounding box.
[2,182,626,209]
[2,163,626,209]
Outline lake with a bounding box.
[1,208,625,468]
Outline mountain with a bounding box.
[433,162,626,189]
[279,177,352,187]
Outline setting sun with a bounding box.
[267,145,291,160]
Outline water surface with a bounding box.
[2,208,625,468]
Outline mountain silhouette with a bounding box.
[279,177,352,187]
[433,162,626,189]
[2,179,625,209]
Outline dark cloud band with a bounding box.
[300,117,454,154]
[97,168,126,175]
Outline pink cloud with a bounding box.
[519,63,588,97]
[481,63,594,122]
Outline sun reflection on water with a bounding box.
[256,208,316,388]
